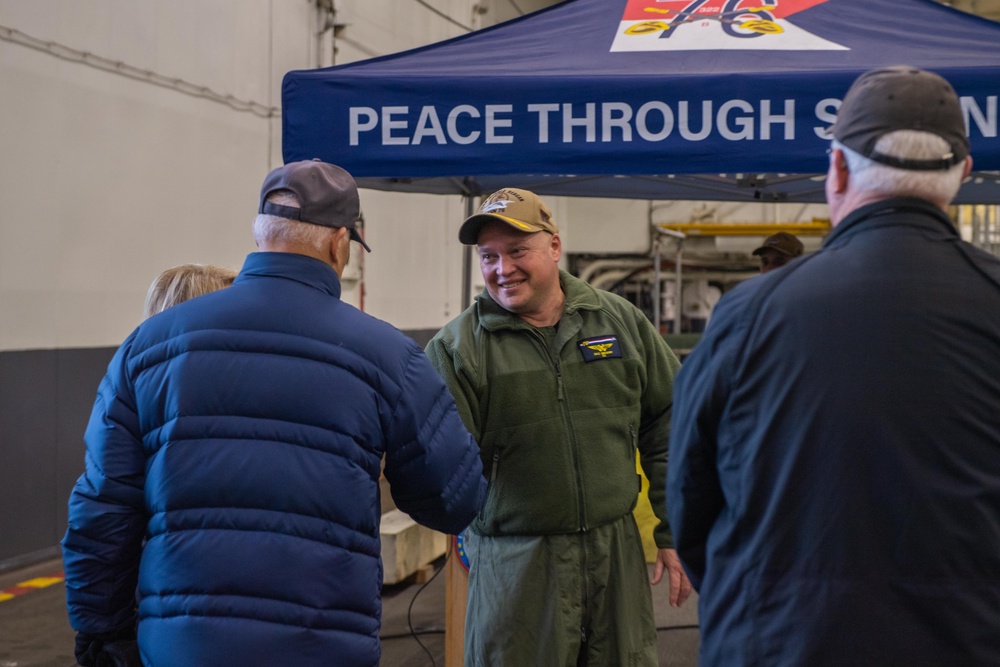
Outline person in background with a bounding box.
[142,263,237,319]
[426,188,692,666]
[62,160,486,667]
[668,66,1000,666]
[751,231,804,273]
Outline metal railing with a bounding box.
[968,205,1000,257]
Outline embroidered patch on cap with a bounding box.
[578,335,622,362]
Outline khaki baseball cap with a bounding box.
[459,188,559,245]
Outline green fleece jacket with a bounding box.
[425,271,680,547]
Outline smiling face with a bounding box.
[476,220,564,327]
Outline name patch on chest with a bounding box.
[578,335,622,362]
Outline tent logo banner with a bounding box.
[611,0,848,51]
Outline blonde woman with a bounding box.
[142,264,237,318]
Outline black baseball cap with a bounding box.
[831,66,969,171]
[259,159,371,252]
[752,232,804,258]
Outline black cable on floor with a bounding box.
[381,628,445,640]
[403,548,449,666]
[656,624,700,632]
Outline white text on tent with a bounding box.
[349,100,807,147]
[349,95,997,148]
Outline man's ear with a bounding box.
[549,232,562,262]
[962,155,974,180]
[830,148,850,194]
[328,226,351,271]
[329,227,349,253]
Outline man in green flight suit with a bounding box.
[426,187,693,666]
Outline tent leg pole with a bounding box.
[652,235,662,333]
[461,195,476,311]
[674,241,683,336]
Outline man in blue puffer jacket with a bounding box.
[62,160,487,667]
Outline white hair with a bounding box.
[832,130,966,204]
[253,190,335,251]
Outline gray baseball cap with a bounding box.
[831,66,969,171]
[259,159,371,252]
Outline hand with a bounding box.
[650,547,693,608]
[102,639,142,667]
[75,632,140,667]
[75,633,105,667]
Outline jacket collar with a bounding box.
[477,270,601,332]
[824,197,958,248]
[235,252,342,298]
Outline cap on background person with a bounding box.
[831,66,969,171]
[752,231,805,258]
[459,188,558,245]
[259,159,371,252]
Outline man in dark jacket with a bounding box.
[668,66,1000,666]
[62,160,487,667]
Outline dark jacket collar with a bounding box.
[824,197,958,248]
[236,252,342,298]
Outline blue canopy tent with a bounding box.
[281,0,1000,204]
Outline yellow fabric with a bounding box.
[633,454,659,563]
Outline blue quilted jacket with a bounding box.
[62,252,486,667]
